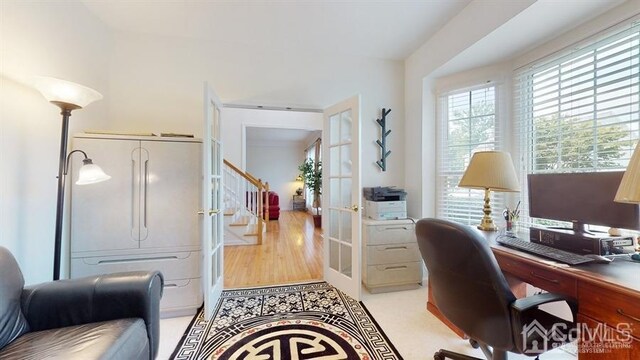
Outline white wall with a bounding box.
[246,142,306,210]
[0,1,111,284]
[222,108,323,168]
[105,31,406,189]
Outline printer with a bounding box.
[363,187,407,220]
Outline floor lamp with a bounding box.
[34,77,110,280]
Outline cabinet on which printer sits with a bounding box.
[362,219,422,293]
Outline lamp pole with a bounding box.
[34,77,105,281]
[53,104,78,280]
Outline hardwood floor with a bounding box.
[224,210,323,288]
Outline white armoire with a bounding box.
[70,134,202,317]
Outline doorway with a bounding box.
[221,108,324,288]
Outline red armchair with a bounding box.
[265,191,280,220]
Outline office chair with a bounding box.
[416,218,578,360]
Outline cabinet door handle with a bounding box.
[143,159,149,228]
[530,271,560,284]
[131,157,137,239]
[617,308,640,322]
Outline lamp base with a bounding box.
[477,221,498,232]
[477,188,498,232]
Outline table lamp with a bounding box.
[614,142,640,253]
[458,151,520,231]
[295,175,304,195]
[34,76,109,280]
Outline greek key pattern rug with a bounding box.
[171,282,402,359]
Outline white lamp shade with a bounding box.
[76,163,111,185]
[459,151,520,192]
[615,143,640,204]
[34,76,103,108]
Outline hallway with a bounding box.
[223,210,323,288]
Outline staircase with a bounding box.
[223,159,269,245]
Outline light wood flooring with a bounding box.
[223,210,323,288]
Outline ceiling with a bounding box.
[246,127,316,146]
[81,0,471,60]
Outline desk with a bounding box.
[427,230,640,359]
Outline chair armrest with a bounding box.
[511,292,578,319]
[21,271,163,359]
[510,292,578,354]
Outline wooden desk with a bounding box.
[427,230,640,359]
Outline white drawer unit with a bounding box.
[362,219,422,293]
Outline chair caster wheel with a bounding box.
[434,351,445,360]
[469,339,480,349]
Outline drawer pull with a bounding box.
[530,271,560,284]
[164,283,178,288]
[382,226,410,231]
[383,246,408,251]
[617,308,640,323]
[97,256,179,264]
[385,265,407,270]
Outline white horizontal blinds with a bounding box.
[515,19,640,228]
[437,85,504,225]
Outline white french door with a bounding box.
[323,95,362,300]
[202,83,224,319]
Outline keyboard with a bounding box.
[496,235,595,265]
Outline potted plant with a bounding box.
[298,158,322,227]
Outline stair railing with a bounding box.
[223,159,269,245]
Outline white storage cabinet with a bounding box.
[70,134,202,317]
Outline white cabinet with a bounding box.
[362,219,423,293]
[70,134,202,317]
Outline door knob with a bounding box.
[351,205,359,212]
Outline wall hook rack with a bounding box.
[375,108,391,171]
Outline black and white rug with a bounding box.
[171,282,403,359]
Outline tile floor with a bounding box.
[157,284,576,360]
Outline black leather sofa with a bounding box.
[0,246,164,360]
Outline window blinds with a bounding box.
[514,19,640,228]
[436,86,505,225]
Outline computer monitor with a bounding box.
[528,171,640,233]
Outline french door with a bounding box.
[323,95,362,300]
[202,83,224,318]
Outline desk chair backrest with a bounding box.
[416,218,517,351]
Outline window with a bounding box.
[514,19,640,228]
[437,85,505,225]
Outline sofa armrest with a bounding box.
[21,271,163,359]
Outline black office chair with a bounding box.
[416,218,578,360]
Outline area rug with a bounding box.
[171,281,403,359]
